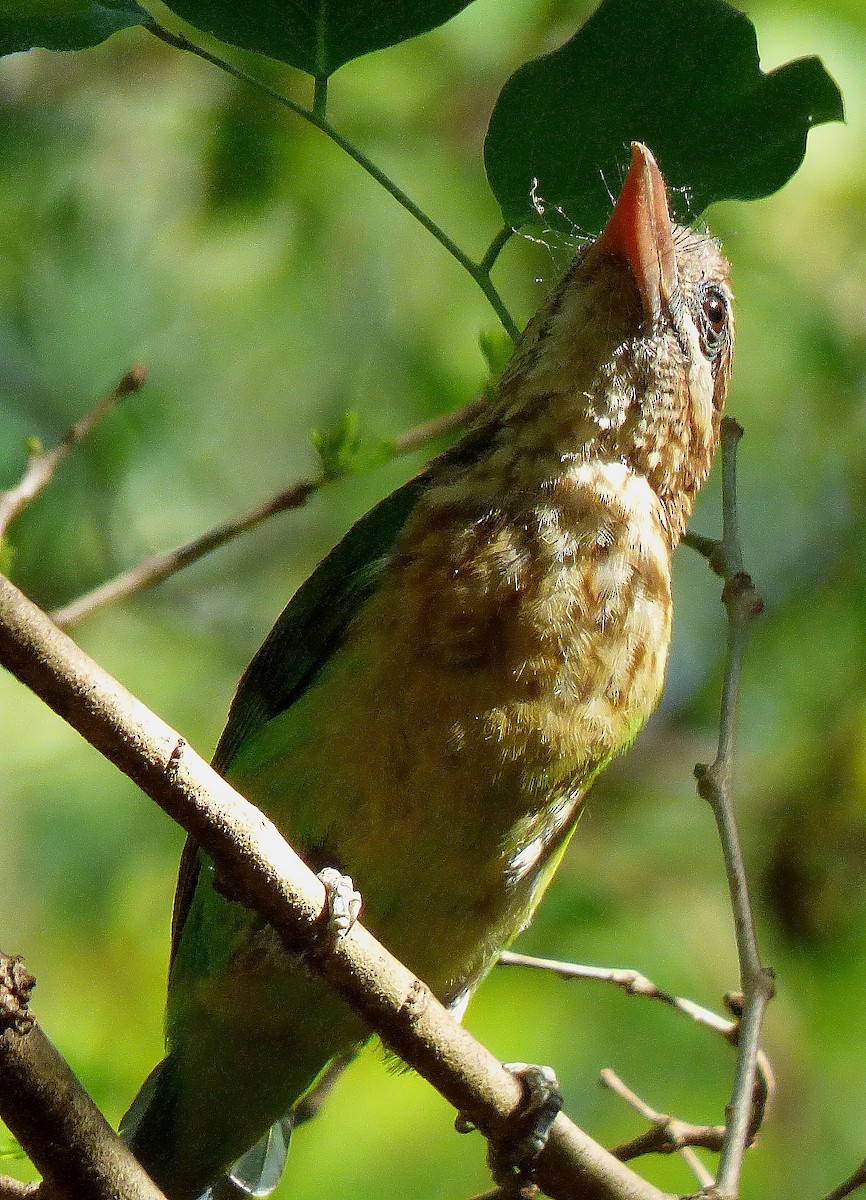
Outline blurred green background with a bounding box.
[0,0,864,1196]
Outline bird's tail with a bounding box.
[220,1117,293,1198]
[120,1056,293,1200]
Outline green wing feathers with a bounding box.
[169,471,431,961]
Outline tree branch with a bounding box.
[0,954,165,1200]
[0,572,671,1200]
[0,1178,37,1199]
[49,479,318,629]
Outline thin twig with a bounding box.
[50,479,318,628]
[50,396,485,628]
[390,396,485,456]
[600,1070,716,1189]
[498,952,773,1147]
[691,417,772,1197]
[466,1190,534,1200]
[291,1053,355,1128]
[820,1157,866,1200]
[144,23,519,342]
[0,366,147,539]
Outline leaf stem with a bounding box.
[312,74,328,119]
[144,22,519,342]
[479,225,514,275]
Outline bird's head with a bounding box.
[498,142,734,542]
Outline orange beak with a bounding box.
[594,143,678,324]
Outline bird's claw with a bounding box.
[317,867,362,940]
[488,1063,562,1189]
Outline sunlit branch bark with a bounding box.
[0,1179,36,1199]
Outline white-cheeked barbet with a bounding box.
[124,143,734,1200]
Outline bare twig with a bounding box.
[466,1187,538,1200]
[498,952,774,1144]
[820,1157,866,1200]
[291,1053,356,1129]
[600,1070,716,1189]
[390,397,485,456]
[690,417,772,1197]
[0,572,673,1200]
[50,396,485,629]
[0,953,165,1200]
[0,367,147,540]
[50,479,318,628]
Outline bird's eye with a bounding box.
[698,286,728,358]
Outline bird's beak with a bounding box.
[593,142,678,324]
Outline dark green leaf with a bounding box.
[161,0,477,77]
[0,0,150,55]
[484,0,844,234]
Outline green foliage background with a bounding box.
[0,1,864,1196]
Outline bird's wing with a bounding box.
[212,478,429,776]
[169,414,495,963]
[169,475,426,962]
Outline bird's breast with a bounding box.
[375,456,674,789]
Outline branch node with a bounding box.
[756,967,776,1003]
[723,991,744,1020]
[694,761,721,804]
[722,416,744,443]
[398,977,432,1025]
[0,956,36,1034]
[166,737,186,781]
[118,364,148,395]
[720,572,764,620]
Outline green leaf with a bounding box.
[484,0,844,234]
[310,410,363,480]
[478,328,513,391]
[161,0,477,77]
[0,0,150,55]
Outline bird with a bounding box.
[122,142,734,1200]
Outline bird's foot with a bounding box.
[487,1063,562,1192]
[317,867,362,940]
